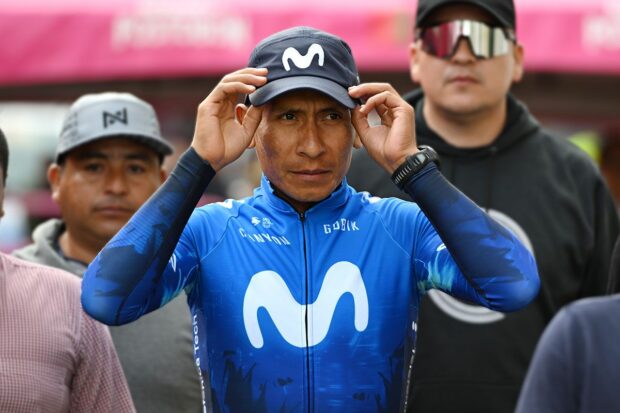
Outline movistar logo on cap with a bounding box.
[282,43,325,71]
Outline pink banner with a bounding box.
[1,0,619,86]
[518,0,620,73]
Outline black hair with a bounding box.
[0,128,8,184]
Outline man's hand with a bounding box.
[191,68,268,171]
[348,83,418,174]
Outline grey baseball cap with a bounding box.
[56,92,173,161]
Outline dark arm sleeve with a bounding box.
[404,163,540,312]
[81,148,216,325]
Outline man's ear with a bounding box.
[47,163,62,203]
[159,168,168,183]
[353,130,362,149]
[409,41,421,83]
[512,43,525,83]
[235,103,256,148]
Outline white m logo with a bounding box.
[282,43,325,71]
[243,261,368,348]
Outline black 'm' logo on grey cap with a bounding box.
[103,108,128,128]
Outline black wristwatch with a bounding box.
[391,145,440,190]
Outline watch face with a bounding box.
[412,152,426,167]
[422,146,439,165]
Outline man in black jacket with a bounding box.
[347,0,620,412]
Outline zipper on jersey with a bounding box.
[299,211,313,413]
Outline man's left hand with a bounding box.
[349,83,419,174]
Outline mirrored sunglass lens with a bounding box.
[421,24,458,58]
[466,21,492,58]
[420,20,511,59]
[467,23,511,58]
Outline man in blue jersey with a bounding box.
[82,26,540,412]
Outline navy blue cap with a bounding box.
[247,26,360,109]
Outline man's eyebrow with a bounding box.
[271,105,301,113]
[319,105,347,113]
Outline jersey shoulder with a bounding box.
[183,196,256,243]
[349,188,422,219]
[347,188,425,244]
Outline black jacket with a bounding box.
[347,90,620,413]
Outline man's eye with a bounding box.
[326,112,342,120]
[128,165,146,174]
[85,164,103,172]
[281,113,296,120]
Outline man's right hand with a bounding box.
[191,68,267,171]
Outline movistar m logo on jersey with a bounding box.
[243,261,368,348]
[282,43,324,71]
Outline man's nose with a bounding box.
[297,121,326,158]
[103,170,129,194]
[450,37,477,63]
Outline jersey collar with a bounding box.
[258,174,352,216]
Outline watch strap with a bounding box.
[391,145,440,190]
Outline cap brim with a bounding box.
[248,76,357,109]
[56,134,174,162]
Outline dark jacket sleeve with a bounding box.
[607,235,620,293]
[573,149,620,296]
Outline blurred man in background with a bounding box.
[347,0,620,412]
[13,93,203,412]
[1,127,135,413]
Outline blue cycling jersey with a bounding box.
[82,148,539,413]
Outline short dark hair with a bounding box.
[0,128,8,184]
